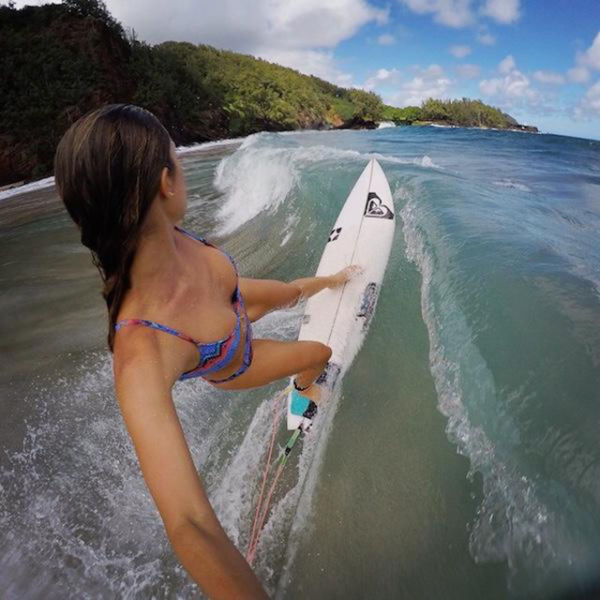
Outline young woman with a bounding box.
[54,104,356,599]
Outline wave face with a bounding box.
[1,126,600,599]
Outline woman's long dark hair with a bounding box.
[54,104,174,351]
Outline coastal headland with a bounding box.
[0,0,537,187]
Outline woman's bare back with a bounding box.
[115,226,250,380]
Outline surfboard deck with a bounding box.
[287,158,395,430]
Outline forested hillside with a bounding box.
[0,0,534,187]
[0,0,385,185]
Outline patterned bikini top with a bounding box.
[114,225,253,383]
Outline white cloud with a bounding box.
[363,67,403,90]
[481,0,520,24]
[479,78,500,96]
[398,0,521,28]
[568,65,590,84]
[383,64,452,106]
[581,32,600,70]
[575,81,600,118]
[449,44,471,58]
[479,55,538,105]
[107,0,387,48]
[398,0,474,28]
[264,1,388,48]
[97,0,387,85]
[456,63,481,79]
[421,64,445,77]
[568,31,600,84]
[532,70,565,85]
[377,33,396,45]
[498,54,516,75]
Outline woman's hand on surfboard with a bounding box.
[327,264,363,288]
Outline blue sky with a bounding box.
[338,0,600,138]
[11,0,600,139]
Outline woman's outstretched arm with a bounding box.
[239,266,360,322]
[114,336,268,600]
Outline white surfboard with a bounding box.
[287,158,395,430]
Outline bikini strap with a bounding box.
[174,225,239,275]
[114,318,199,345]
[174,224,210,246]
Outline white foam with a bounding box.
[176,136,245,155]
[0,138,243,203]
[277,128,342,138]
[274,386,344,597]
[0,351,231,598]
[213,139,300,235]
[280,213,299,247]
[210,391,287,549]
[0,176,55,201]
[0,128,438,204]
[212,134,441,235]
[377,121,396,129]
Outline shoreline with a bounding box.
[0,137,249,201]
[409,120,539,133]
[3,125,595,201]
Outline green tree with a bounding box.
[347,89,383,121]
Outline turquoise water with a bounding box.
[1,126,599,599]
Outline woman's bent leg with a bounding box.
[211,338,331,393]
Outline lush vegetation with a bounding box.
[130,41,384,136]
[381,98,523,129]
[0,0,383,184]
[0,0,532,186]
[382,105,422,124]
[1,1,135,182]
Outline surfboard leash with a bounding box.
[246,385,287,564]
[246,386,305,566]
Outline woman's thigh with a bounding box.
[211,338,329,390]
[238,278,300,322]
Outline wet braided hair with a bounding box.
[54,104,174,351]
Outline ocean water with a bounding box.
[1,126,599,599]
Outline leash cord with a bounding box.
[246,387,303,566]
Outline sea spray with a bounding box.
[213,132,440,236]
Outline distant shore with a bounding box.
[412,120,539,133]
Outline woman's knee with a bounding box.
[306,341,332,365]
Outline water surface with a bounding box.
[1,126,599,599]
